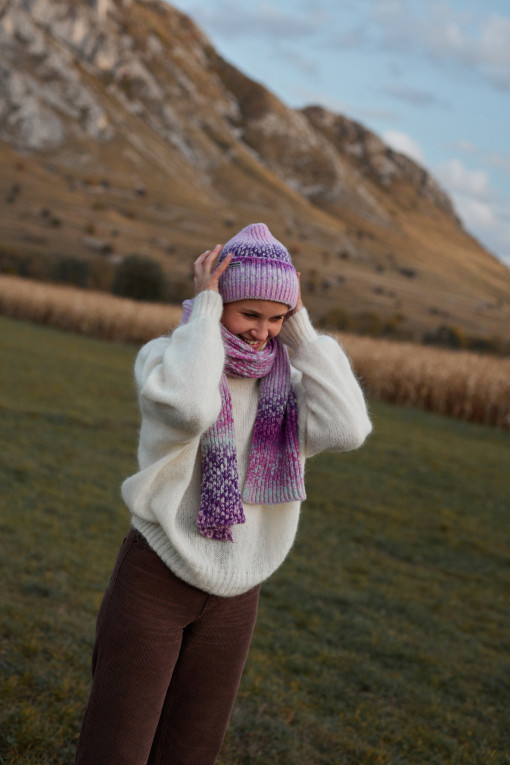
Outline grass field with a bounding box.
[1,315,509,764]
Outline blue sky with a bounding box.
[169,0,510,267]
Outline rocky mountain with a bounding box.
[1,0,510,345]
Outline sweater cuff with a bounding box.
[279,307,317,349]
[190,290,223,322]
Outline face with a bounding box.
[221,299,289,351]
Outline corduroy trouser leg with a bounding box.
[75,530,260,765]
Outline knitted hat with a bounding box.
[218,223,299,308]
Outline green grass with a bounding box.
[0,315,509,764]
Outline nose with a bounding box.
[251,321,270,341]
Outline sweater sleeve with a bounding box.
[279,308,372,457]
[135,291,225,437]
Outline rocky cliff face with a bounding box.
[1,0,509,342]
[0,0,455,216]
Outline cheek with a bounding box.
[222,314,250,335]
[269,323,283,337]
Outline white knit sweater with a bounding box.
[122,290,372,597]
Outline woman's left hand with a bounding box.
[193,245,232,295]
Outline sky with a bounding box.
[169,0,510,268]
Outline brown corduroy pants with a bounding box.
[75,530,260,765]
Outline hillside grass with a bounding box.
[0,316,509,764]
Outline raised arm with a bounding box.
[135,245,232,437]
[279,308,372,457]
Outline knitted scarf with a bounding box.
[181,299,306,542]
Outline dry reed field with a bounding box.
[339,333,510,429]
[1,274,509,429]
[0,275,182,345]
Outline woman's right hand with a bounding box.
[193,245,232,295]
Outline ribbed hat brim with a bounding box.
[219,257,299,308]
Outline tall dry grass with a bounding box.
[1,275,509,429]
[0,275,181,344]
[338,333,510,429]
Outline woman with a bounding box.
[75,222,372,764]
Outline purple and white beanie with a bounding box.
[218,222,299,308]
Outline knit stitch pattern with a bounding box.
[181,299,305,541]
[123,290,373,596]
[218,223,299,308]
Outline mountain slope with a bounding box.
[1,0,509,344]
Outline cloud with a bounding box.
[293,88,350,113]
[383,84,449,108]
[448,143,510,179]
[354,106,401,122]
[436,157,510,266]
[454,196,510,266]
[371,2,510,91]
[456,197,496,228]
[478,14,510,89]
[382,130,424,162]
[437,159,491,200]
[177,1,326,41]
[176,1,510,92]
[454,140,477,154]
[486,152,510,178]
[172,1,326,78]
[292,88,400,121]
[271,45,320,77]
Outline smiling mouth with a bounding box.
[239,336,265,348]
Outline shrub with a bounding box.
[354,311,385,336]
[382,313,406,338]
[52,257,90,288]
[423,324,467,350]
[112,255,167,302]
[320,307,351,331]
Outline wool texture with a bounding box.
[123,290,373,596]
[218,222,299,308]
[181,299,305,542]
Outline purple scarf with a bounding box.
[181,299,306,541]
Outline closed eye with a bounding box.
[240,312,286,321]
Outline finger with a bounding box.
[194,252,210,271]
[204,244,223,264]
[213,251,232,279]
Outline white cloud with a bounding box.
[175,1,326,40]
[348,106,401,122]
[456,197,496,228]
[455,196,510,266]
[454,140,477,154]
[437,159,491,200]
[478,14,510,88]
[436,157,510,266]
[382,130,424,162]
[175,1,510,91]
[486,152,510,178]
[448,144,510,179]
[271,45,320,77]
[383,84,448,108]
[371,2,510,91]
